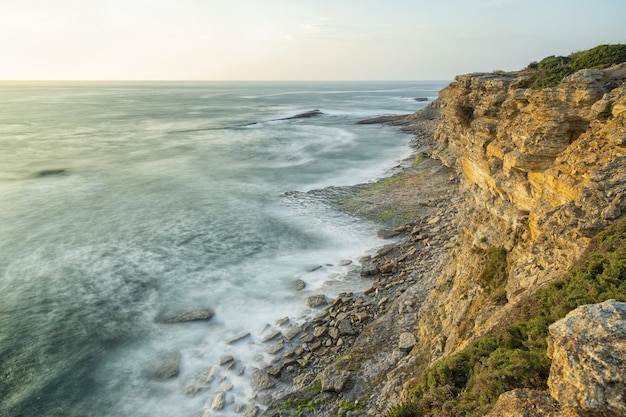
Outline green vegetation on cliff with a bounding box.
[388,216,626,417]
[516,44,626,88]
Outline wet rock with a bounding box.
[226,332,251,345]
[149,353,181,380]
[306,294,328,308]
[251,369,276,391]
[218,355,234,366]
[338,259,353,266]
[184,367,217,396]
[262,330,282,343]
[321,368,351,393]
[292,279,306,291]
[159,308,215,324]
[211,392,226,410]
[415,97,429,102]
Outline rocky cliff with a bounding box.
[261,58,626,417]
[414,63,626,357]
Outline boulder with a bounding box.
[486,389,560,417]
[398,332,417,352]
[547,300,626,417]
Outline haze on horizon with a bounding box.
[2,0,625,81]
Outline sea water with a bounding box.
[0,81,446,417]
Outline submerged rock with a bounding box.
[34,168,66,177]
[149,353,181,380]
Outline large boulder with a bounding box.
[547,300,626,417]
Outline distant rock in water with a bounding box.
[283,109,322,120]
[158,308,215,324]
[34,169,66,177]
[414,97,429,102]
[242,110,323,127]
[356,115,408,125]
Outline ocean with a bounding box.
[0,81,446,417]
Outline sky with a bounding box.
[1,0,625,81]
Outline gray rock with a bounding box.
[306,294,328,308]
[250,369,276,391]
[398,332,417,352]
[321,368,351,393]
[159,308,215,324]
[338,259,353,266]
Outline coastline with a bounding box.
[231,102,461,417]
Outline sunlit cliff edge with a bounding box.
[261,47,626,417]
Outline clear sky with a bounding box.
[1,0,624,80]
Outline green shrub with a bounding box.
[516,44,626,88]
[387,216,626,417]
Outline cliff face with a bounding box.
[417,64,626,357]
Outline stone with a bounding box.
[250,369,276,391]
[306,294,328,308]
[321,368,351,393]
[313,326,328,338]
[149,353,181,380]
[158,308,215,324]
[547,300,626,417]
[398,332,417,352]
[184,367,217,396]
[329,327,341,340]
[338,259,353,266]
[338,319,355,336]
[379,261,396,274]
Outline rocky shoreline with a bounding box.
[207,105,460,417]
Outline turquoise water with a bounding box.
[0,81,446,417]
